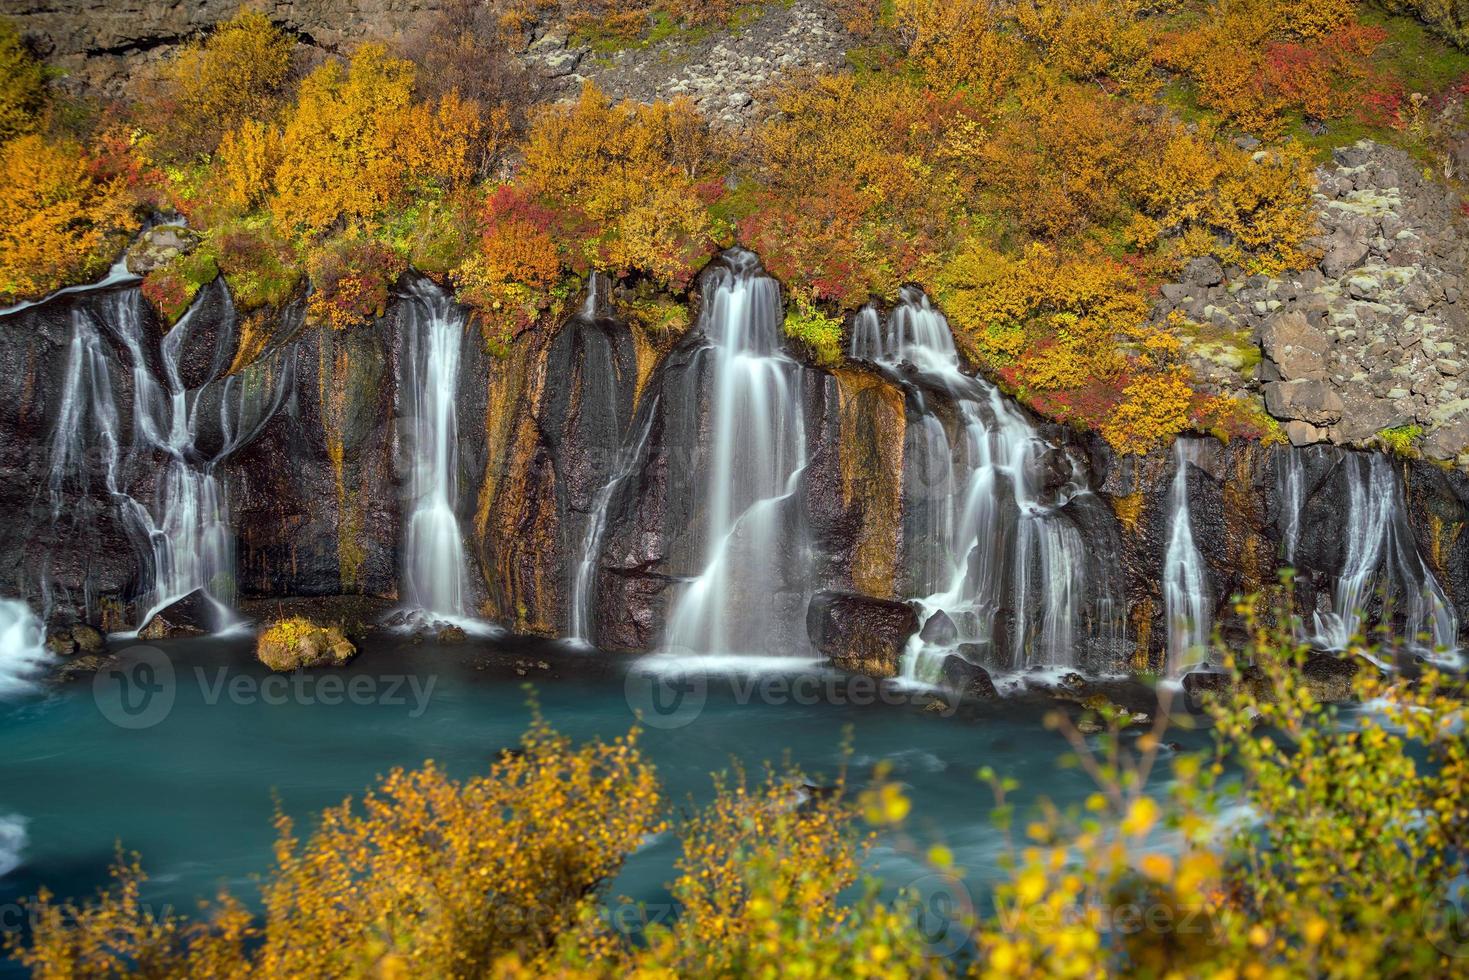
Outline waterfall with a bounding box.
[663,250,810,655]
[49,292,236,631]
[568,398,659,645]
[1278,447,1304,567]
[856,289,1094,682]
[1163,438,1210,677]
[399,280,471,619]
[0,599,49,698]
[1313,452,1458,655]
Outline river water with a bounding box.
[0,633,1215,947]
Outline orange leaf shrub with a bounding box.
[1015,0,1158,93]
[214,118,282,214]
[305,238,407,329]
[453,185,563,328]
[1100,365,1196,454]
[516,84,722,290]
[961,77,1151,239]
[744,72,970,303]
[141,8,293,160]
[1157,0,1367,134]
[0,135,139,303]
[893,0,1021,96]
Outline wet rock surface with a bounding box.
[807,590,918,678]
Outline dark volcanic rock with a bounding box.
[137,589,214,639]
[939,654,998,700]
[919,610,958,645]
[807,589,918,678]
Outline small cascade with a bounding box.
[1278,447,1305,567]
[50,291,237,630]
[663,250,811,655]
[1313,452,1458,654]
[0,599,49,698]
[568,398,659,645]
[857,289,1097,682]
[581,270,607,319]
[399,279,471,619]
[1163,438,1211,677]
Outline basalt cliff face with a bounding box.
[2,250,1465,675]
[6,0,445,94]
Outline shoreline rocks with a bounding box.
[256,617,356,672]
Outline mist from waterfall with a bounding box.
[49,291,237,631]
[1163,438,1211,677]
[852,290,1098,683]
[399,279,471,620]
[663,250,810,656]
[0,599,50,698]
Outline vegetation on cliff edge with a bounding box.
[5,1,1469,453]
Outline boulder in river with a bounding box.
[255,618,356,672]
[137,590,214,640]
[1301,652,1359,704]
[43,624,107,656]
[919,610,958,646]
[939,654,998,701]
[807,590,918,678]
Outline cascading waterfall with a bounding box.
[663,250,810,655]
[399,279,471,619]
[568,399,658,645]
[1163,438,1211,677]
[565,266,654,645]
[0,599,49,698]
[1313,452,1458,655]
[1278,447,1305,567]
[855,289,1095,682]
[49,291,237,630]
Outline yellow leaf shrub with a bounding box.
[8,719,663,978]
[518,84,720,288]
[214,118,281,213]
[0,135,139,303]
[272,44,481,237]
[962,78,1150,239]
[0,17,46,143]
[893,0,1021,97]
[1016,0,1158,93]
[145,8,293,159]
[937,240,1149,378]
[1100,366,1195,453]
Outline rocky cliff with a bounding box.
[2,249,1464,674]
[6,0,445,93]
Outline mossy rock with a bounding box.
[256,617,356,672]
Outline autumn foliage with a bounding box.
[0,135,138,304]
[6,0,1466,453]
